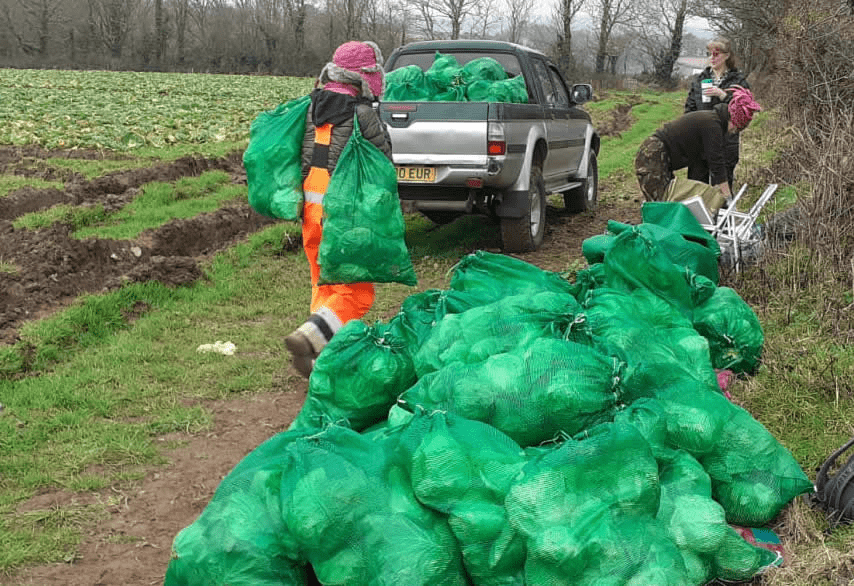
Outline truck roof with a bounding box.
[391,39,546,58]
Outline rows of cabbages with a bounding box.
[165,203,812,586]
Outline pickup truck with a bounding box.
[378,39,600,252]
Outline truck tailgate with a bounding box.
[380,102,491,164]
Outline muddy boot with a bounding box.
[284,312,337,379]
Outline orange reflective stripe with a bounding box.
[304,167,329,195]
[314,123,332,146]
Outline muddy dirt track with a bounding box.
[1,145,643,586]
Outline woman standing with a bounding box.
[684,38,750,191]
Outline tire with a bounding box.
[421,210,461,225]
[563,151,598,213]
[501,162,546,252]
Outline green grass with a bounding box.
[0,175,63,198]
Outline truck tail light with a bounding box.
[465,178,484,188]
[487,122,506,156]
[487,141,506,155]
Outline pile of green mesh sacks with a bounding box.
[165,203,812,586]
[385,52,529,103]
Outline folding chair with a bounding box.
[713,184,778,271]
[681,183,748,232]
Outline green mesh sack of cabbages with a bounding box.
[319,114,417,286]
[394,410,528,586]
[383,288,485,359]
[432,84,467,102]
[400,338,619,446]
[412,290,587,376]
[603,226,715,317]
[506,423,685,584]
[384,64,431,101]
[449,250,576,302]
[469,76,529,103]
[279,424,469,585]
[692,286,764,374]
[288,320,416,432]
[697,399,814,526]
[425,52,463,93]
[582,287,719,402]
[568,262,607,303]
[656,448,781,584]
[165,430,315,586]
[243,94,311,221]
[461,56,507,84]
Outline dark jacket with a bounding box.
[654,106,731,187]
[685,67,750,174]
[301,89,392,178]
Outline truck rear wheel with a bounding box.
[501,162,546,252]
[563,151,598,212]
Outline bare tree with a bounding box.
[503,0,535,43]
[88,0,135,58]
[552,0,586,75]
[2,0,64,56]
[589,0,637,73]
[467,0,501,38]
[635,0,690,83]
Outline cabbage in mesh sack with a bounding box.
[412,290,585,376]
[425,52,463,92]
[466,76,528,103]
[395,410,528,586]
[692,286,764,374]
[280,424,468,585]
[449,250,575,302]
[384,64,431,101]
[460,57,508,84]
[243,95,311,222]
[319,114,417,286]
[401,338,618,447]
[288,320,416,432]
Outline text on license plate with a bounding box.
[396,166,436,183]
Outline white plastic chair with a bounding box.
[713,183,779,271]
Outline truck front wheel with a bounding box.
[501,162,546,252]
[563,151,598,212]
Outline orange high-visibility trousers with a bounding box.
[301,123,375,330]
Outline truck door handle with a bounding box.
[391,113,409,120]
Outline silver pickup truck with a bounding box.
[379,39,599,252]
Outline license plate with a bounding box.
[396,166,436,183]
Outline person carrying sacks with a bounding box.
[284,41,395,378]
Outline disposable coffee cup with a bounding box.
[701,79,713,103]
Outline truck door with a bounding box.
[530,58,574,185]
[546,64,587,178]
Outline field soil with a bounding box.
[2,145,642,586]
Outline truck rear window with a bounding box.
[391,51,522,77]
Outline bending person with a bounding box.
[635,87,761,205]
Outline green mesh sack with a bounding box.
[699,403,814,525]
[641,201,721,284]
[394,410,528,586]
[165,430,315,586]
[449,250,576,301]
[384,64,431,101]
[280,424,469,585]
[412,290,586,376]
[582,287,719,402]
[506,423,673,584]
[461,57,508,84]
[425,52,463,93]
[692,286,764,374]
[567,262,606,302]
[466,76,528,103]
[604,227,712,317]
[319,114,417,286]
[243,94,311,221]
[432,84,467,102]
[656,449,780,583]
[288,320,416,432]
[383,288,484,359]
[401,338,619,447]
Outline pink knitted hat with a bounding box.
[318,41,385,99]
[729,88,761,129]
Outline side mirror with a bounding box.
[571,84,593,105]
